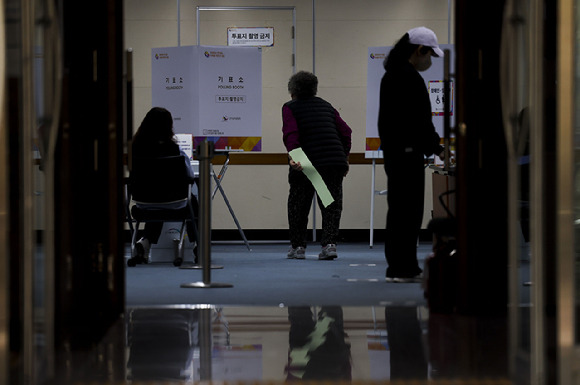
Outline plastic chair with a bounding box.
[126,155,198,267]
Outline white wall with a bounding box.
[124,0,453,231]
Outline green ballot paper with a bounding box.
[289,148,335,208]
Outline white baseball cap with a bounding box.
[407,26,444,57]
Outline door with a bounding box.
[501,0,580,383]
[195,6,305,231]
[556,0,580,383]
[195,6,297,153]
[3,0,62,382]
[500,0,563,383]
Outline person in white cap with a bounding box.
[378,27,447,283]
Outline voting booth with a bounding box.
[148,45,262,262]
[152,45,262,151]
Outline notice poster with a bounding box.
[175,134,193,160]
[365,45,455,153]
[227,27,274,47]
[152,45,262,151]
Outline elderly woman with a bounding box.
[281,71,352,260]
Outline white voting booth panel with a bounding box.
[151,45,262,151]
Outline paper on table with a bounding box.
[289,148,335,208]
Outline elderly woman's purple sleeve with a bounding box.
[334,109,352,155]
[282,105,300,151]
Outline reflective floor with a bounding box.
[50,242,522,384]
[123,305,511,383]
[126,305,416,382]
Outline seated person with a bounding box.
[131,107,198,262]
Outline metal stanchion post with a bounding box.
[181,140,232,288]
[198,308,212,380]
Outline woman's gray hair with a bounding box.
[288,71,318,99]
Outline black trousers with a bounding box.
[385,306,428,379]
[286,306,351,381]
[384,153,425,278]
[287,167,345,248]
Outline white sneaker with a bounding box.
[287,246,306,259]
[319,244,338,260]
[135,237,151,263]
[385,273,423,283]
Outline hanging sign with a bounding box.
[428,80,454,116]
[227,27,274,47]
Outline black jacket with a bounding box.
[285,97,349,170]
[378,61,443,158]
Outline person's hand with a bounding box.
[439,150,455,163]
[289,159,302,171]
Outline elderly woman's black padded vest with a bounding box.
[285,97,348,169]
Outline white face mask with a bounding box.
[415,52,433,72]
[410,46,435,72]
